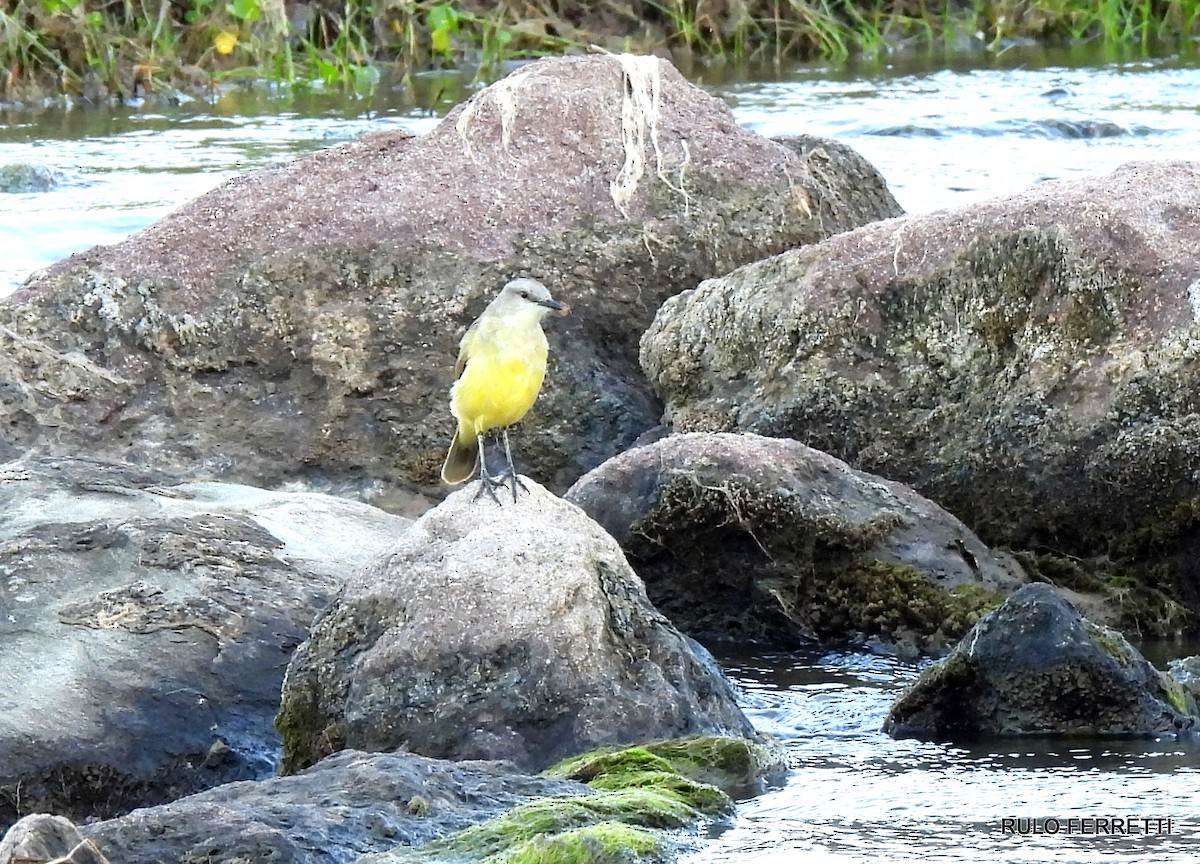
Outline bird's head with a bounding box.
[496,278,567,318]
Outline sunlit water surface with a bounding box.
[3,46,1200,863]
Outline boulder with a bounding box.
[276,480,758,774]
[641,161,1200,632]
[0,815,108,864]
[883,582,1198,739]
[73,750,585,864]
[0,54,900,503]
[0,456,410,830]
[565,432,1025,653]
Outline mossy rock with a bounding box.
[545,735,785,800]
[362,737,774,864]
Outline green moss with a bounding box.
[274,687,345,776]
[817,561,1003,648]
[1158,672,1194,717]
[498,822,664,864]
[399,789,695,863]
[545,736,777,802]
[584,771,731,816]
[545,748,676,784]
[1085,621,1137,667]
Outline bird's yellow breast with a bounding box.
[451,312,549,437]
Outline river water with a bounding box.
[2,45,1199,863]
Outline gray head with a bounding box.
[491,278,564,316]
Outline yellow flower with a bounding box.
[214,30,238,55]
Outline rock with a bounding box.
[0,54,899,504]
[0,457,410,831]
[641,161,1200,633]
[362,736,773,864]
[565,432,1025,652]
[276,480,758,774]
[770,134,904,232]
[1167,655,1200,704]
[0,164,63,193]
[0,815,109,864]
[75,750,585,864]
[883,582,1198,739]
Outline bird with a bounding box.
[441,278,565,502]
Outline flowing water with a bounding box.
[698,645,1200,863]
[3,44,1200,862]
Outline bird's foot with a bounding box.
[505,470,530,502]
[473,472,507,504]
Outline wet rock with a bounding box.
[565,432,1025,653]
[1167,655,1200,704]
[641,161,1200,633]
[0,54,899,504]
[75,750,585,864]
[883,582,1198,739]
[0,814,109,864]
[0,456,410,831]
[276,480,758,774]
[0,164,63,193]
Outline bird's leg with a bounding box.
[473,431,503,504]
[501,427,530,501]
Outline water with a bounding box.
[3,46,1200,862]
[696,647,1200,864]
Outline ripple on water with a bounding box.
[686,646,1200,864]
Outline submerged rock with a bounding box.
[0,54,898,502]
[0,163,63,193]
[276,480,758,774]
[0,456,410,830]
[641,161,1200,633]
[565,432,1025,652]
[883,582,1198,739]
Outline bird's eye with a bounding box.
[519,291,530,299]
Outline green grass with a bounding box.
[2,1,1199,101]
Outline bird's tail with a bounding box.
[441,428,479,485]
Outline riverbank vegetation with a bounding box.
[2,0,1199,101]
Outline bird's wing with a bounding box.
[454,319,479,379]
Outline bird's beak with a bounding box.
[539,298,568,315]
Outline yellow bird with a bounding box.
[441,278,565,501]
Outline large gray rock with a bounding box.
[0,457,409,830]
[277,480,758,774]
[641,161,1200,633]
[0,54,899,504]
[73,750,585,864]
[883,582,1198,739]
[565,432,1025,653]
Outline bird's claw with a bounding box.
[473,472,506,504]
